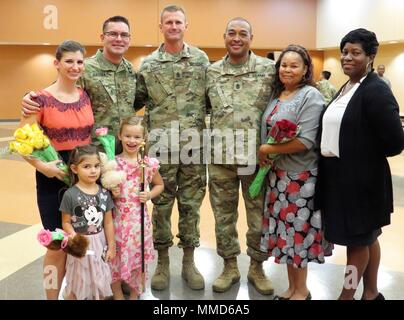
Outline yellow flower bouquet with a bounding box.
[9,123,70,185]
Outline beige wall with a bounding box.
[318,0,404,115]
[323,43,404,115]
[317,0,404,49]
[0,0,157,46]
[159,0,317,49]
[0,0,317,49]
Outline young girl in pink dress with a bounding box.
[110,116,164,300]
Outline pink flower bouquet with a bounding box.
[37,228,89,258]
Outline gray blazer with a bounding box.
[260,85,325,172]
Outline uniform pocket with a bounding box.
[100,79,117,103]
[188,66,206,97]
[146,69,171,105]
[123,74,137,106]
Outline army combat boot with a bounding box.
[212,257,240,293]
[247,258,274,295]
[151,248,170,290]
[181,247,205,290]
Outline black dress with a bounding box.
[36,150,70,230]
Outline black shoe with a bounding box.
[305,291,312,300]
[273,295,290,300]
[361,293,385,300]
[374,293,385,300]
[121,282,131,295]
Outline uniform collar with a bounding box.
[95,49,128,72]
[221,51,257,75]
[156,42,191,62]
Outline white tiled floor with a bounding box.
[1,123,403,300]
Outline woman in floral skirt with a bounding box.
[258,44,332,300]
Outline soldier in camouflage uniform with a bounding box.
[377,64,392,88]
[316,70,337,104]
[206,17,275,295]
[22,16,137,136]
[80,33,137,135]
[134,5,209,291]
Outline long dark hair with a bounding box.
[68,144,100,186]
[271,44,315,98]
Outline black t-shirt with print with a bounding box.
[60,185,114,235]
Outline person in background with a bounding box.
[376,64,392,89]
[259,44,331,300]
[316,28,404,300]
[316,70,337,104]
[267,52,275,61]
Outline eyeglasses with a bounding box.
[103,31,131,40]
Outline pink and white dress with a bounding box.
[109,155,158,294]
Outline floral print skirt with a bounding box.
[260,167,333,268]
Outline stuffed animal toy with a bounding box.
[95,128,126,190]
[37,229,89,258]
[99,152,126,190]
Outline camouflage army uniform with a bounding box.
[316,79,337,104]
[135,43,209,250]
[206,51,275,262]
[80,49,137,136]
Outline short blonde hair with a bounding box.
[160,5,186,22]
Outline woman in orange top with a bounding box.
[21,40,94,299]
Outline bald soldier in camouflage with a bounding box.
[206,17,275,295]
[134,5,209,291]
[22,16,137,136]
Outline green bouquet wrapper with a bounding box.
[9,123,70,185]
[95,127,115,160]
